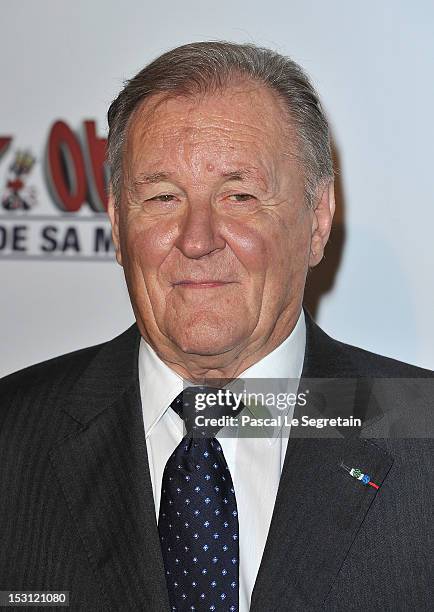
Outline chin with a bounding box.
[166,313,247,356]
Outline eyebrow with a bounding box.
[134,171,173,185]
[221,169,262,182]
[134,167,267,186]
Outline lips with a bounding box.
[173,280,233,288]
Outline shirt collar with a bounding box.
[138,338,185,439]
[237,308,305,381]
[138,309,306,440]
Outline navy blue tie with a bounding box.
[158,387,242,612]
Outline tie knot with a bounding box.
[170,386,244,436]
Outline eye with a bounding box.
[148,194,177,202]
[227,193,255,202]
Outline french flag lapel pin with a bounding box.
[340,460,380,490]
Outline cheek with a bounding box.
[261,212,312,288]
[223,220,269,275]
[119,217,181,315]
[121,215,178,278]
[278,226,309,265]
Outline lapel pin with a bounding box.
[340,460,380,490]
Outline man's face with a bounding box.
[110,82,330,366]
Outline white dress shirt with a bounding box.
[138,309,306,611]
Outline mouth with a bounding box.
[172,280,235,289]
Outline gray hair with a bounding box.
[107,40,333,208]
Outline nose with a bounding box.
[175,201,226,259]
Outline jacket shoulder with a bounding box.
[303,311,433,378]
[0,323,139,409]
[0,324,139,454]
[0,342,106,403]
[336,338,433,377]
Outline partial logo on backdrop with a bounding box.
[0,121,113,261]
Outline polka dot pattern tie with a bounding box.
[158,387,242,612]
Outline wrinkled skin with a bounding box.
[109,80,335,382]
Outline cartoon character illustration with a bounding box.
[2,150,36,211]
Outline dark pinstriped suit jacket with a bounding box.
[0,311,432,611]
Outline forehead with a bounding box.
[124,82,296,174]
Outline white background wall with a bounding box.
[1,0,433,376]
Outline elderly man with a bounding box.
[0,42,432,612]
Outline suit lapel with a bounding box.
[250,436,393,611]
[250,311,394,611]
[48,325,170,612]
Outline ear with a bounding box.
[309,181,335,267]
[107,187,123,266]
